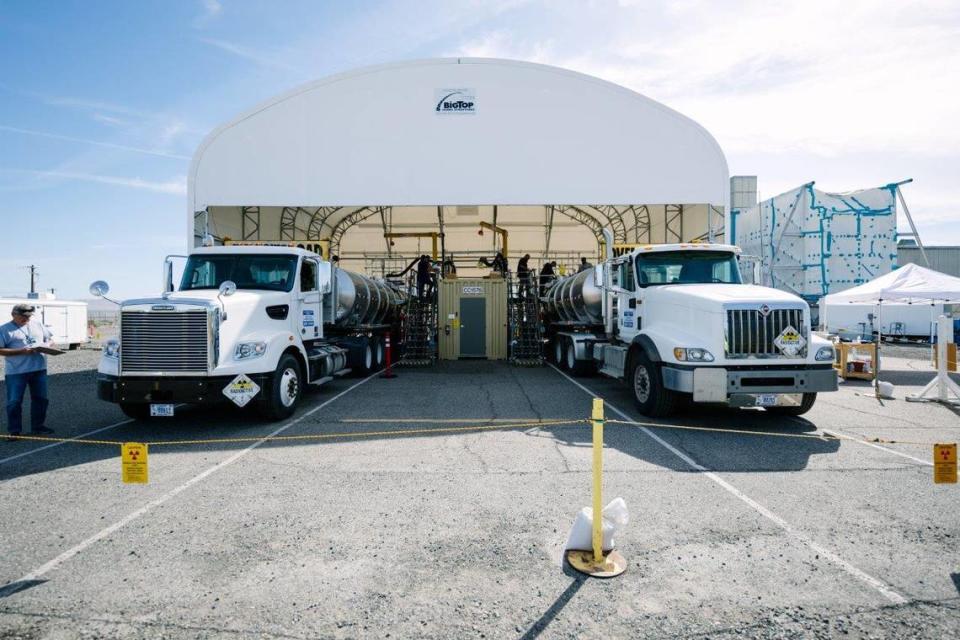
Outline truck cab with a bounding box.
[94,246,399,421]
[546,243,838,417]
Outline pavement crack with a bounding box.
[508,365,543,421]
[552,438,573,472]
[462,436,491,474]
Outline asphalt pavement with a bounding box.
[1,349,958,639]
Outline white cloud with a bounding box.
[6,169,187,195]
[199,37,304,73]
[192,0,222,29]
[0,124,190,160]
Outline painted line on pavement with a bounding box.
[0,419,133,466]
[549,364,908,605]
[4,372,379,588]
[821,428,932,467]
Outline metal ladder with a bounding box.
[508,271,544,366]
[400,278,437,366]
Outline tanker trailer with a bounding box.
[93,245,407,421]
[542,237,837,417]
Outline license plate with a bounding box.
[150,404,175,417]
[755,394,778,407]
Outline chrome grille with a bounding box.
[726,308,806,358]
[121,310,209,373]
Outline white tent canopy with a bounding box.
[189,58,729,212]
[822,263,960,305]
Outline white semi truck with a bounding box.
[543,238,838,417]
[93,246,405,420]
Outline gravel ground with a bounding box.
[0,349,102,383]
[0,351,958,638]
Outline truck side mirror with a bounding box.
[218,281,237,297]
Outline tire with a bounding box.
[372,338,385,371]
[259,353,303,421]
[553,337,566,368]
[566,341,592,377]
[119,403,151,420]
[765,393,817,417]
[628,351,679,417]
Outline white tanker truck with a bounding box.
[542,238,838,417]
[93,245,406,420]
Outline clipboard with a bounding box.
[33,346,65,356]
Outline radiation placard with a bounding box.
[223,374,260,407]
[934,443,957,484]
[121,443,148,484]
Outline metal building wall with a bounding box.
[438,278,507,360]
[898,246,960,277]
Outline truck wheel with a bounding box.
[629,352,679,417]
[361,342,374,373]
[373,338,385,371]
[260,354,302,421]
[765,393,817,417]
[566,341,592,377]
[119,403,151,420]
[553,337,566,368]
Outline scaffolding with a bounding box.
[399,272,438,366]
[507,270,544,366]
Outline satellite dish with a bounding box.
[89,281,110,297]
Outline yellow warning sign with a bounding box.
[121,442,149,484]
[934,443,957,484]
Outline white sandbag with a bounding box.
[563,497,629,552]
[877,380,895,399]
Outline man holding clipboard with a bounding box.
[1,303,61,439]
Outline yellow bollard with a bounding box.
[566,398,626,578]
[591,397,604,563]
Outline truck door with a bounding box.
[298,257,322,343]
[616,259,640,341]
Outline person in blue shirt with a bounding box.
[0,304,56,439]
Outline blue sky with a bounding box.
[2,0,958,299]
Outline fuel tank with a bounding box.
[542,268,603,324]
[334,269,406,326]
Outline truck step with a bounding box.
[333,368,351,377]
[309,376,334,387]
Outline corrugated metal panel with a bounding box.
[898,247,960,278]
[437,278,507,360]
[730,175,758,210]
[486,279,507,360]
[439,280,458,360]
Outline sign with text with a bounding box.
[121,443,149,484]
[934,443,957,484]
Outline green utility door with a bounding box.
[459,297,487,358]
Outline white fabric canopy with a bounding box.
[822,263,960,305]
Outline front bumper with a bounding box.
[663,364,838,402]
[97,373,272,405]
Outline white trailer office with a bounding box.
[0,297,88,349]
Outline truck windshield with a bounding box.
[635,251,742,287]
[179,254,299,292]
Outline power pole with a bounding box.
[25,265,38,295]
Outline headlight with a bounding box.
[235,341,267,360]
[815,346,835,362]
[104,340,120,359]
[673,347,715,362]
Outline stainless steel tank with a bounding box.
[542,268,603,324]
[334,269,406,326]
